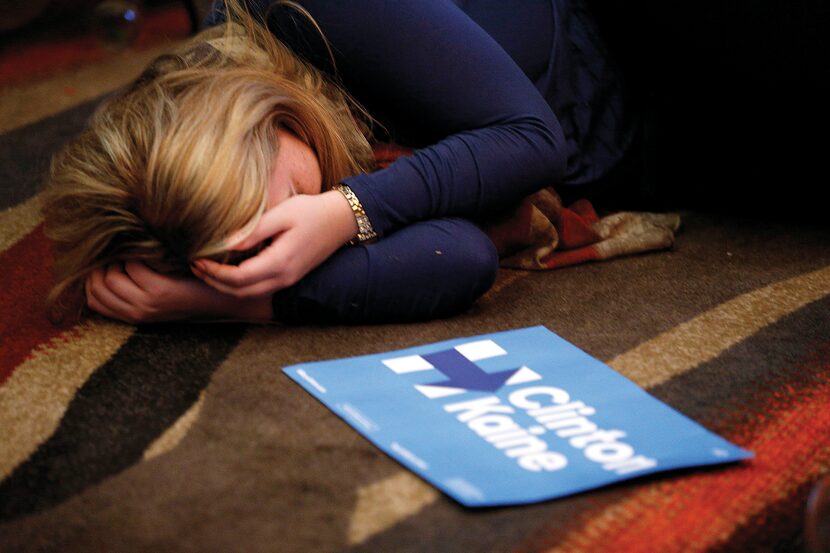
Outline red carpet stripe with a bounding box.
[550,374,830,552]
[511,303,830,553]
[715,478,816,552]
[0,5,190,88]
[616,380,829,552]
[0,225,73,385]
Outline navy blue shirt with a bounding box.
[206,0,634,323]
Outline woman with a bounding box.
[44,0,636,324]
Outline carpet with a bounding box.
[1,4,829,552]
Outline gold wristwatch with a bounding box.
[336,184,378,245]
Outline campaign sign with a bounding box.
[283,326,752,507]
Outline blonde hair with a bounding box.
[43,1,375,316]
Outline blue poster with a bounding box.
[283,326,752,507]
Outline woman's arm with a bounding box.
[84,261,273,324]
[85,218,497,324]
[271,217,499,324]
[208,0,566,235]
[196,0,564,300]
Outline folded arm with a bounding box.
[271,217,498,324]
[87,218,497,324]
[208,0,566,234]
[84,261,272,324]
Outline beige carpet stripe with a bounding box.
[0,320,133,479]
[608,264,830,387]
[342,266,830,544]
[347,471,439,546]
[489,269,527,296]
[142,392,206,461]
[0,195,43,253]
[0,42,183,134]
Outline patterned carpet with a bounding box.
[1,5,829,552]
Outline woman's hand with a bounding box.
[192,190,358,299]
[85,261,273,324]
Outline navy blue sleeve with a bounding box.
[270,218,498,324]
[207,0,566,237]
[204,1,565,322]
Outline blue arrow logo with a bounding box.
[422,349,518,392]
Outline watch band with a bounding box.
[336,184,378,245]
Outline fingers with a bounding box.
[191,195,331,299]
[85,262,167,323]
[85,265,140,322]
[191,262,281,299]
[85,271,120,320]
[194,245,285,288]
[122,259,165,290]
[85,261,220,323]
[227,205,292,252]
[104,262,146,300]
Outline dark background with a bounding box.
[588,0,829,214]
[3,0,828,214]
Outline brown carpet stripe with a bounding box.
[0,97,102,211]
[0,322,246,521]
[0,321,133,480]
[142,391,206,461]
[348,472,439,546]
[609,264,830,387]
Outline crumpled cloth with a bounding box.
[372,143,681,269]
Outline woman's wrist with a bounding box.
[322,188,361,245]
[335,184,377,245]
[194,282,274,321]
[226,296,274,321]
